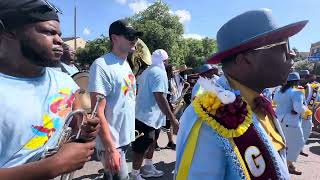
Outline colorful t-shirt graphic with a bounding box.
[24,89,76,150]
[122,73,136,98]
[0,68,79,167]
[88,52,136,148]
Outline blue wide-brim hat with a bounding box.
[198,64,218,74]
[207,9,308,64]
[287,72,300,81]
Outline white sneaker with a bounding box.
[140,164,165,178]
[130,173,145,180]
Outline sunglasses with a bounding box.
[124,34,138,41]
[253,40,290,53]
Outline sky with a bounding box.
[51,0,320,52]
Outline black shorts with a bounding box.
[132,119,160,154]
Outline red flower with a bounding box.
[211,96,248,129]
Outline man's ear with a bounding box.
[111,34,117,42]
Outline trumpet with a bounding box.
[42,94,104,180]
[135,130,144,139]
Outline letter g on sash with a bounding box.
[244,146,266,177]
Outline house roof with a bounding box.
[62,37,80,41]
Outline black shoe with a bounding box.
[155,143,161,151]
[300,151,309,157]
[165,141,176,150]
[288,165,302,175]
[289,168,302,175]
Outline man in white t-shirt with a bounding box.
[131,49,179,180]
[88,19,142,180]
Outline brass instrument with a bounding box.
[128,38,152,76]
[72,72,91,114]
[42,95,104,180]
[135,130,144,139]
[173,80,191,116]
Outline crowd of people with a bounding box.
[1,1,319,180]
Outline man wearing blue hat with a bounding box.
[0,0,100,179]
[176,9,308,179]
[274,72,308,175]
[191,64,219,99]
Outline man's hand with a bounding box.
[79,115,100,141]
[171,118,180,134]
[51,141,95,176]
[104,149,121,174]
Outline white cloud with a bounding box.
[83,28,91,35]
[115,0,127,5]
[171,9,191,24]
[183,33,204,40]
[128,0,151,14]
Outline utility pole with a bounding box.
[74,0,77,50]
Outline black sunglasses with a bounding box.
[124,34,138,41]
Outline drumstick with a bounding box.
[75,95,104,139]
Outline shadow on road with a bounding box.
[149,161,176,180]
[73,168,104,180]
[309,145,320,156]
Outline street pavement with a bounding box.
[68,131,320,180]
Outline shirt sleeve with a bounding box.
[88,63,113,96]
[149,69,168,93]
[292,91,307,114]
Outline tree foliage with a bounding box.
[76,35,111,65]
[76,1,217,69]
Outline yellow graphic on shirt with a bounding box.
[24,89,75,150]
[24,115,55,149]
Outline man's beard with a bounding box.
[20,39,60,67]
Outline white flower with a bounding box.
[217,91,236,104]
[198,77,236,104]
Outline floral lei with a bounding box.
[192,78,253,138]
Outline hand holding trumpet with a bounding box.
[77,115,100,142]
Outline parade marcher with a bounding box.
[274,72,309,175]
[300,70,320,133]
[131,49,179,180]
[175,9,308,179]
[191,64,219,99]
[174,64,191,98]
[59,43,79,76]
[0,1,100,179]
[298,70,318,156]
[160,64,178,150]
[88,19,142,180]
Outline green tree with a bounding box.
[184,37,217,68]
[76,35,111,65]
[76,1,217,69]
[128,1,184,65]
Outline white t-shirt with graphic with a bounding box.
[88,52,136,149]
[0,68,79,167]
